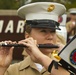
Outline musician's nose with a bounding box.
[46,32,55,40]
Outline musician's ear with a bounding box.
[25,31,30,38]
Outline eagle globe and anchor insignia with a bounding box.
[70,49,76,65]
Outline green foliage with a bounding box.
[0,0,20,9]
[67,3,76,8]
[64,2,76,11]
[32,0,53,2]
[0,0,76,10]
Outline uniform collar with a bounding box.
[19,56,38,71]
[19,56,48,74]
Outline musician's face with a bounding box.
[70,14,76,20]
[26,28,57,55]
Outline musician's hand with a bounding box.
[0,41,14,71]
[18,37,44,63]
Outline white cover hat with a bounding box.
[69,8,76,14]
[17,2,66,29]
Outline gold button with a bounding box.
[47,4,55,12]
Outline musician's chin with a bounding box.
[40,48,54,55]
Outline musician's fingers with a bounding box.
[34,40,37,45]
[8,47,14,57]
[18,37,37,45]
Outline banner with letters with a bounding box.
[0,15,25,60]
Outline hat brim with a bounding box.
[26,20,61,30]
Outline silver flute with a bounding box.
[0,43,59,48]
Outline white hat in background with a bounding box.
[17,2,66,30]
[69,8,76,14]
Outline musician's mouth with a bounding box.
[42,43,54,45]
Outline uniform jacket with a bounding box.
[4,56,51,75]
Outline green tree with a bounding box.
[0,0,20,9]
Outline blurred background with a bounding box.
[0,0,76,9]
[0,0,76,63]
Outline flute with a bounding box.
[0,43,59,48]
